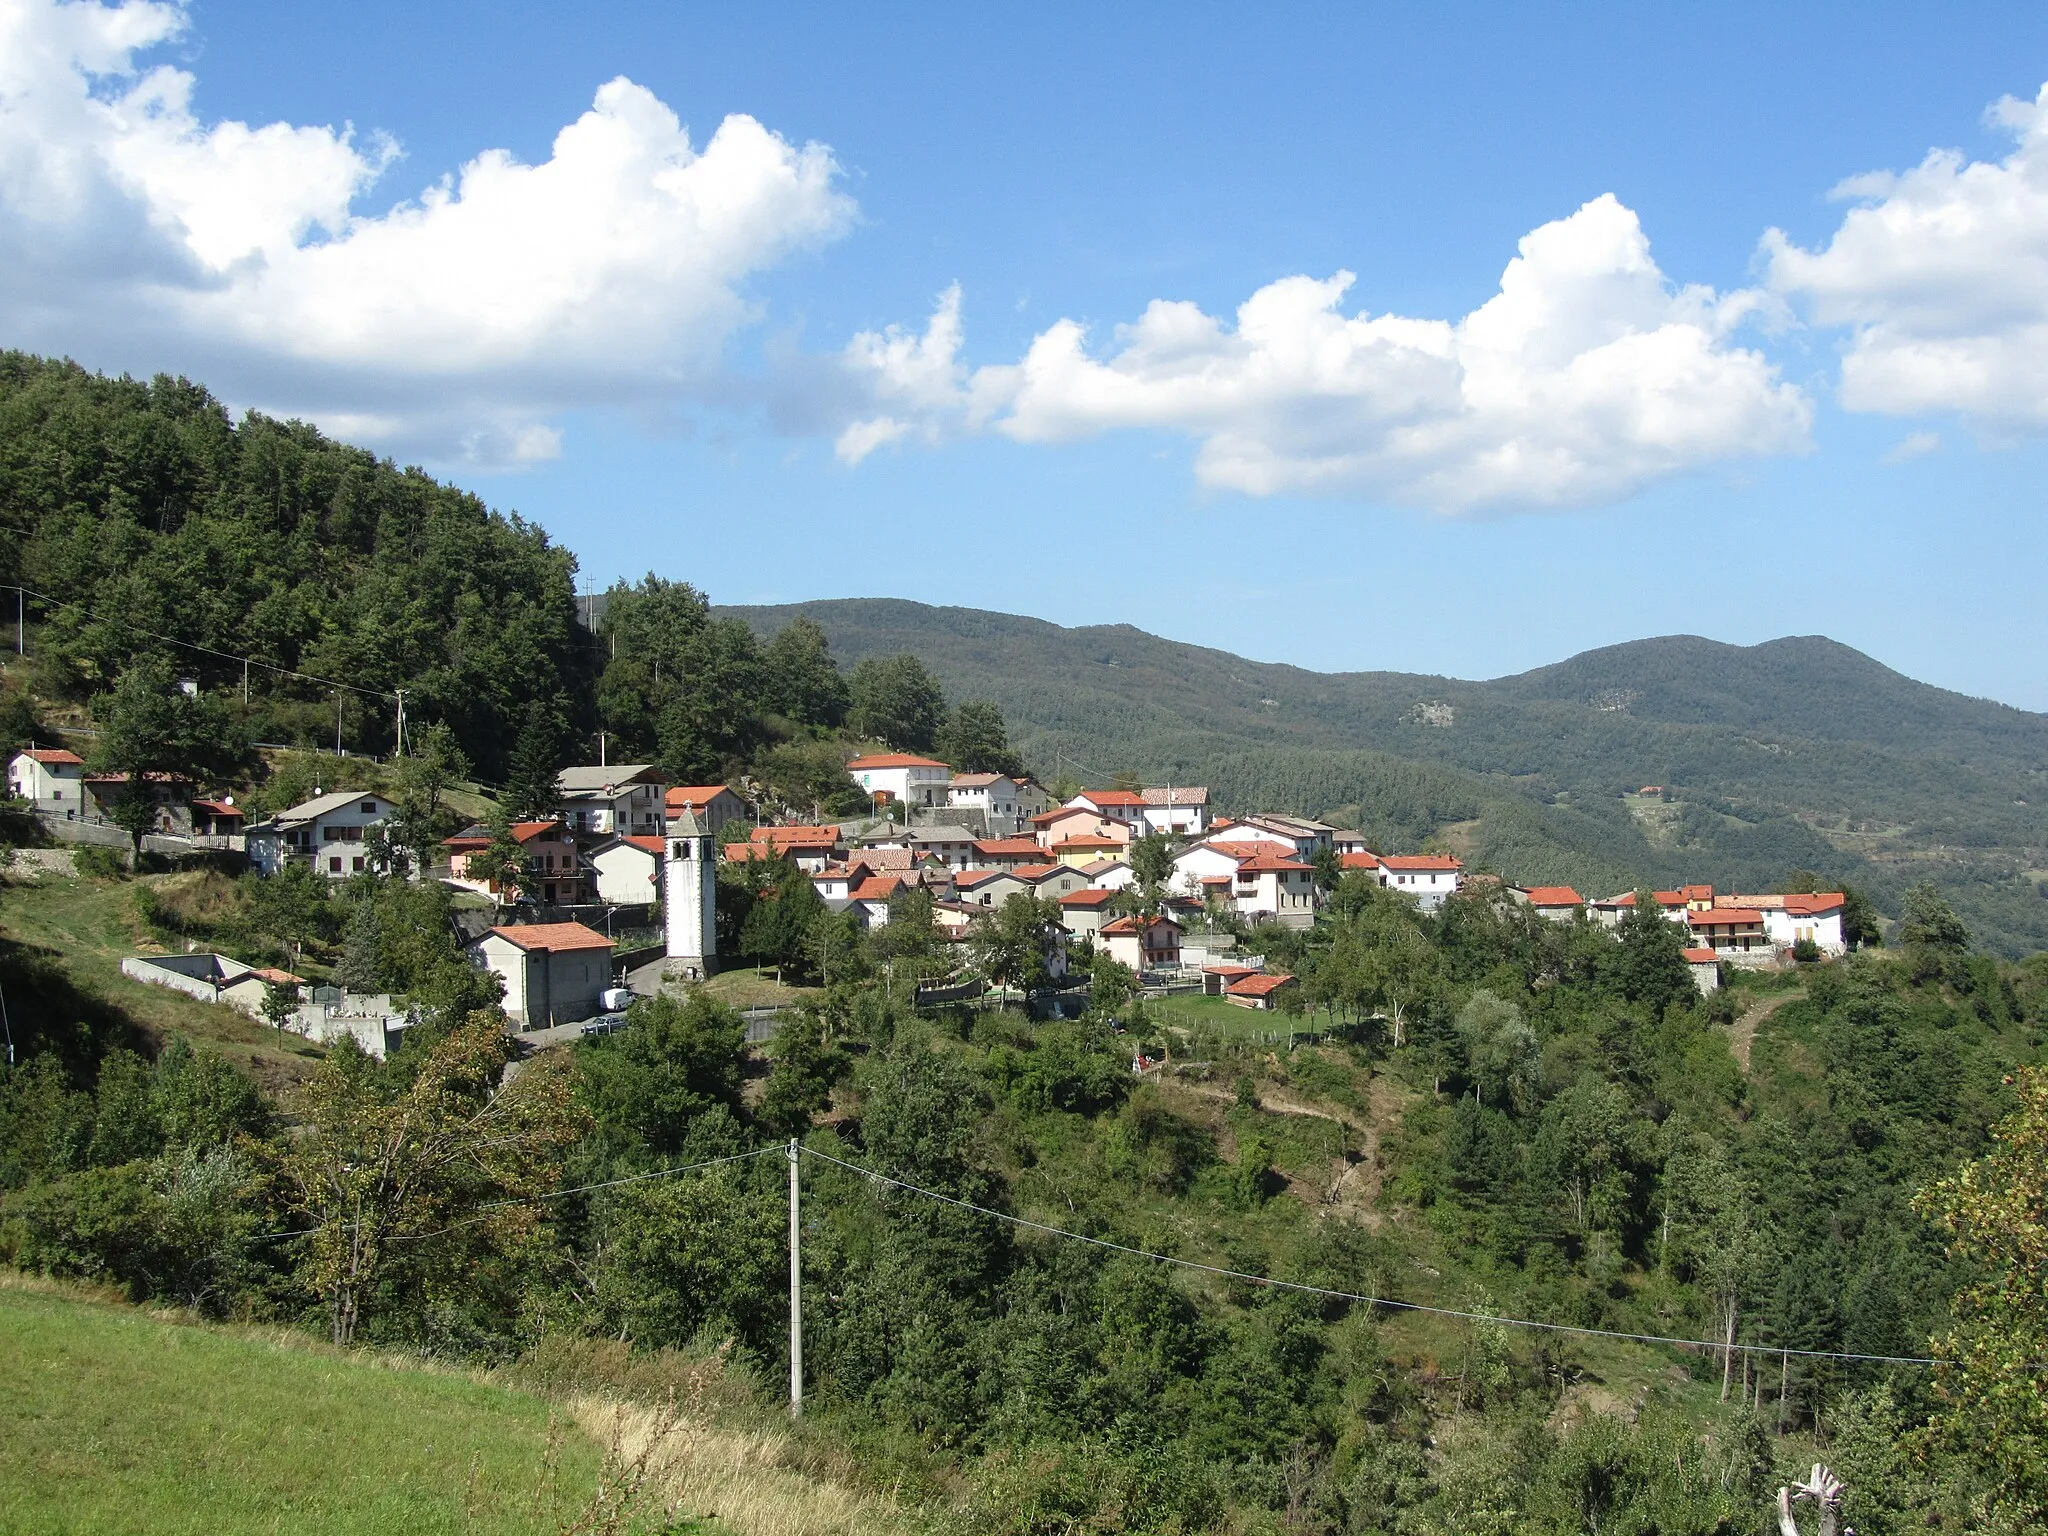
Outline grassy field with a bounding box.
[0,1275,607,1535]
[0,867,326,1089]
[700,967,821,1011]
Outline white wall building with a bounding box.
[589,835,665,906]
[948,773,1034,834]
[468,922,614,1029]
[847,753,953,808]
[1208,814,1333,861]
[1139,786,1210,836]
[7,748,85,818]
[1377,855,1463,910]
[246,791,398,878]
[558,765,667,838]
[861,824,980,870]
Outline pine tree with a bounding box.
[337,899,384,995]
[502,701,564,822]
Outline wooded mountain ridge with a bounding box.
[720,599,2048,955]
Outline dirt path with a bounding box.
[1727,990,1799,1073]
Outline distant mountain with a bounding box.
[720,598,2048,955]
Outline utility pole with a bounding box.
[242,658,249,704]
[394,689,407,758]
[787,1138,803,1417]
[15,587,22,656]
[335,690,343,758]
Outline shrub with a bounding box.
[1792,937,1822,964]
[73,845,126,880]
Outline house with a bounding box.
[954,867,1028,908]
[1171,837,1294,899]
[860,824,978,870]
[1377,855,1463,910]
[972,836,1054,871]
[588,834,665,906]
[1208,814,1334,861]
[743,823,842,872]
[1229,849,1320,927]
[1057,886,1120,937]
[811,860,873,903]
[1331,831,1372,857]
[1031,804,1131,850]
[7,748,84,817]
[1079,858,1135,890]
[1015,862,1089,900]
[1525,886,1586,921]
[1339,850,1383,876]
[949,773,1036,834]
[467,922,614,1029]
[1686,907,1770,958]
[1681,947,1722,994]
[1592,890,1690,928]
[1721,892,1849,955]
[1201,963,1258,995]
[667,785,748,838]
[850,874,906,927]
[443,820,589,906]
[1067,789,1149,830]
[1139,785,1210,836]
[84,770,196,835]
[558,765,667,839]
[247,790,397,878]
[1051,833,1128,867]
[1100,913,1183,972]
[189,798,245,840]
[1226,972,1298,1010]
[847,752,953,809]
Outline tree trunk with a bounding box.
[1720,1298,1739,1402]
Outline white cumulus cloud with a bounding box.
[1767,84,2048,433]
[839,194,1810,512]
[0,0,854,464]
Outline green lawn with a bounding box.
[0,1279,607,1535]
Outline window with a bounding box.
[352,857,365,873]
[329,857,342,872]
[361,801,376,814]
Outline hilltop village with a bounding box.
[11,742,1852,1040]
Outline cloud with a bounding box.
[1882,430,1941,464]
[838,195,1810,512]
[0,0,854,465]
[1766,84,2048,432]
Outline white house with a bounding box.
[1139,786,1210,836]
[860,824,980,870]
[558,765,667,838]
[1377,855,1463,910]
[467,922,614,1029]
[1067,789,1148,829]
[589,834,665,906]
[7,748,85,818]
[246,790,398,878]
[1170,837,1294,898]
[1031,804,1131,850]
[949,773,1034,834]
[1208,814,1333,861]
[1228,849,1320,927]
[847,753,953,809]
[1058,886,1120,937]
[1726,892,1848,955]
[1079,857,1135,891]
[1100,913,1183,972]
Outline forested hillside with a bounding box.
[722,599,2048,955]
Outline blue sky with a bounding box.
[9,1,2048,707]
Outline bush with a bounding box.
[1792,937,1822,964]
[73,845,127,880]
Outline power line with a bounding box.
[796,1145,1949,1369]
[250,1143,782,1246]
[9,584,397,701]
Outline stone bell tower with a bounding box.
[664,806,716,980]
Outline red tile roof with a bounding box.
[851,875,904,901]
[1526,886,1584,906]
[1781,893,1845,915]
[751,824,839,846]
[512,821,565,843]
[1235,853,1312,873]
[1202,963,1257,977]
[1101,914,1183,936]
[1380,854,1462,871]
[1689,909,1766,927]
[1059,888,1118,907]
[1680,948,1719,964]
[1339,850,1382,870]
[954,868,1013,889]
[622,835,666,854]
[973,837,1046,857]
[1052,834,1125,852]
[1014,864,1066,882]
[1227,972,1296,997]
[667,785,736,808]
[1078,789,1147,807]
[252,967,305,984]
[191,799,244,818]
[17,748,83,765]
[486,922,613,953]
[1609,890,1687,908]
[847,753,950,770]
